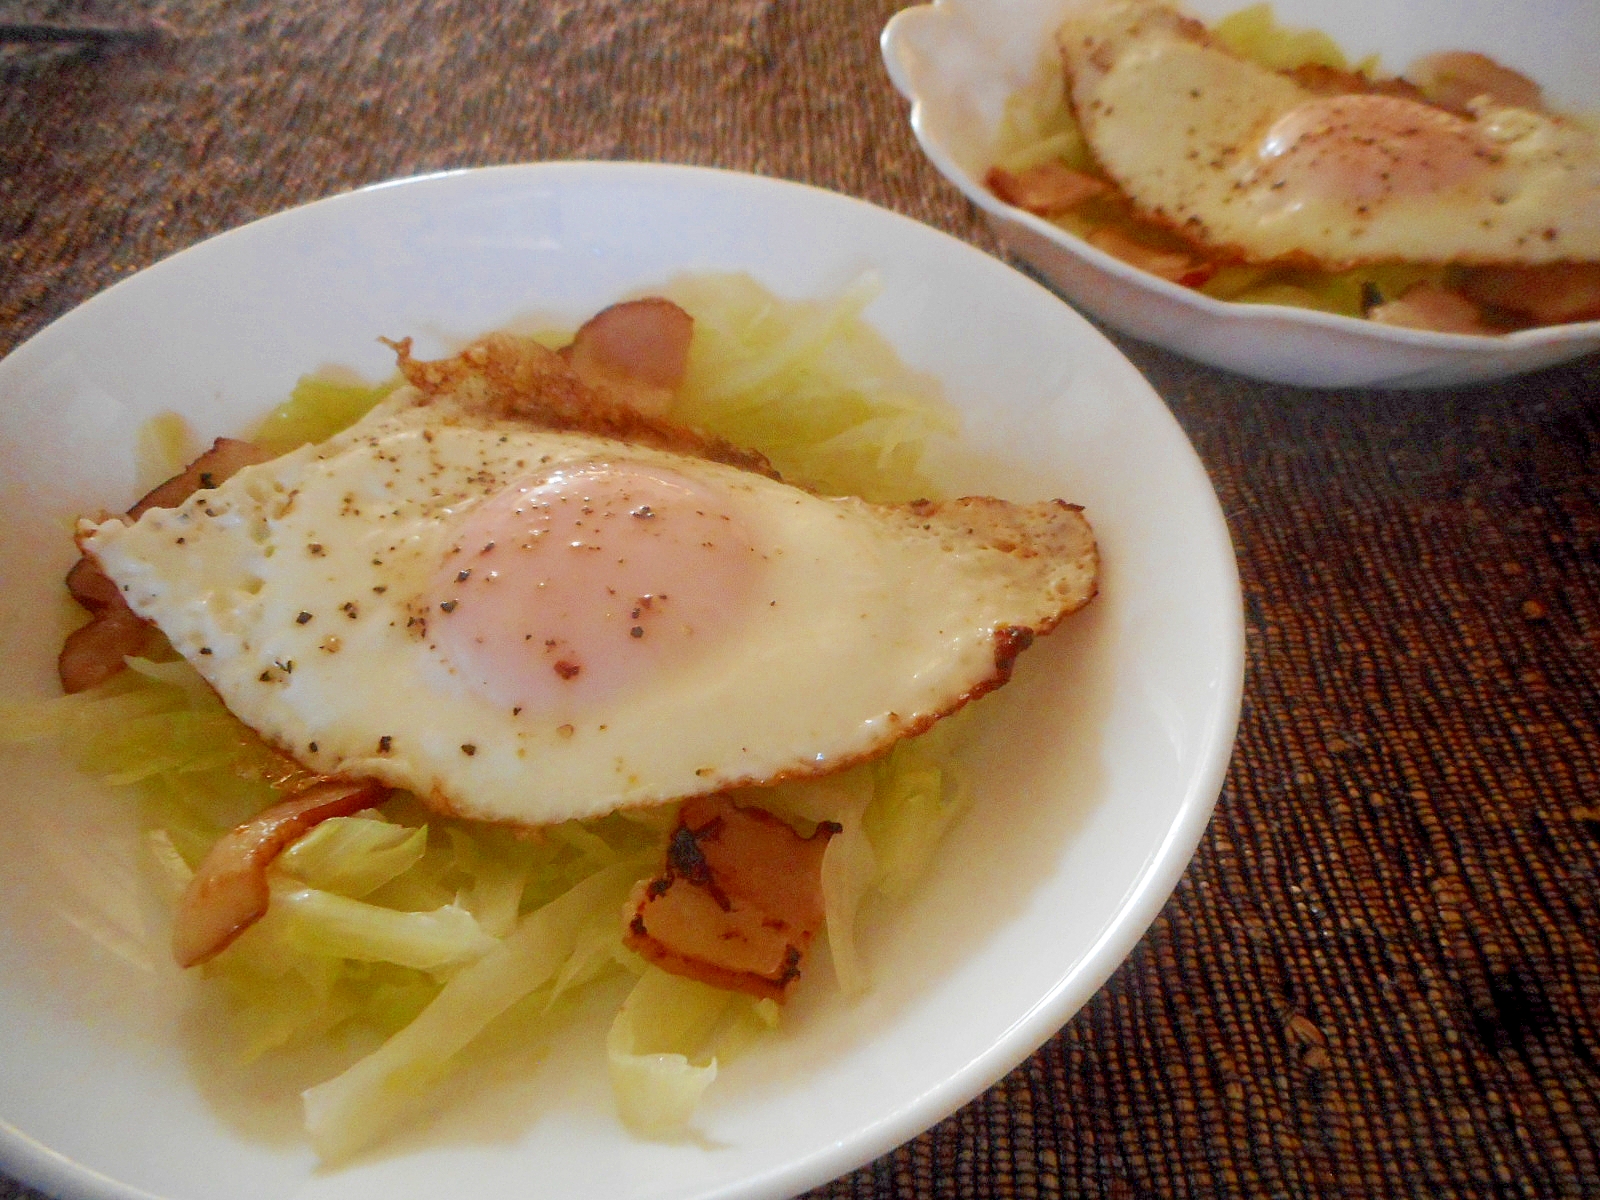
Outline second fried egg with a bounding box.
[1057,0,1600,268]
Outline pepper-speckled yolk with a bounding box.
[1249,93,1498,210]
[423,460,763,716]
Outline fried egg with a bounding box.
[80,350,1097,827]
[1057,0,1600,268]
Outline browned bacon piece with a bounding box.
[56,601,156,696]
[986,162,1110,217]
[60,437,273,693]
[125,436,274,521]
[560,297,695,417]
[1406,51,1545,113]
[171,778,391,968]
[1086,225,1217,287]
[1367,282,1497,334]
[624,794,839,1002]
[1459,263,1600,327]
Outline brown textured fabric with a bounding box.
[4,2,1599,1198]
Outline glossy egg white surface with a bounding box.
[0,164,1241,1200]
[85,386,1094,826]
[882,0,1600,387]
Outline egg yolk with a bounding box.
[1249,92,1497,209]
[423,460,765,716]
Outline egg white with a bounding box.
[81,387,1095,826]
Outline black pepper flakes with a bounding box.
[296,611,313,624]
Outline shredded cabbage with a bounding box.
[1211,2,1364,73]
[135,411,196,492]
[269,882,499,971]
[608,967,747,1136]
[251,374,397,456]
[3,274,978,1159]
[302,858,649,1160]
[277,814,429,898]
[663,272,957,501]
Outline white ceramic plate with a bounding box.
[0,162,1242,1200]
[882,0,1600,389]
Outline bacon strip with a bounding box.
[57,604,156,695]
[986,163,1110,218]
[1405,51,1544,113]
[1086,226,1217,287]
[172,778,391,968]
[1367,282,1497,334]
[561,297,695,417]
[61,437,272,693]
[1459,264,1600,327]
[126,436,274,521]
[624,795,838,1002]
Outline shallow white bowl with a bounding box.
[0,162,1242,1200]
[881,0,1600,389]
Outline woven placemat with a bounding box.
[3,2,1598,1196]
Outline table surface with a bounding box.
[4,2,1599,1197]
